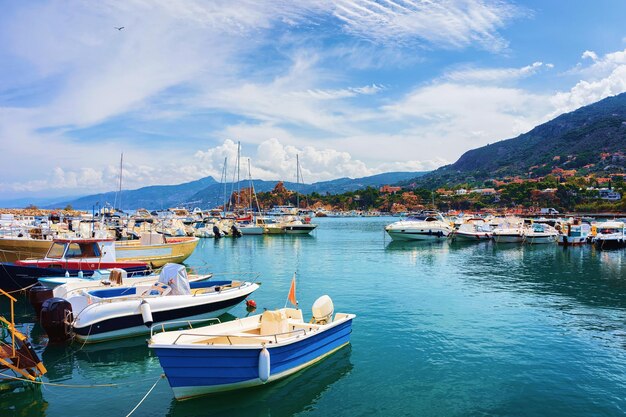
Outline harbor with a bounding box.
[1,216,626,416]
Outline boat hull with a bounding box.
[557,235,587,246]
[0,236,199,268]
[0,263,150,292]
[72,284,257,343]
[115,237,199,267]
[594,238,626,250]
[284,225,317,235]
[451,232,492,241]
[493,234,524,243]
[153,318,353,399]
[239,226,264,235]
[524,235,557,244]
[386,229,449,241]
[0,238,53,263]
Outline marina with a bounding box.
[1,217,626,416]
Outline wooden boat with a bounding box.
[113,233,199,267]
[0,233,199,266]
[39,264,259,343]
[0,238,150,291]
[149,295,355,399]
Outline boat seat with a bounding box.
[260,310,289,336]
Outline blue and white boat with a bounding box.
[39,264,259,343]
[149,295,355,399]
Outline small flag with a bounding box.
[287,273,297,307]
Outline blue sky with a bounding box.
[1,0,626,199]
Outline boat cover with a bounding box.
[158,263,190,295]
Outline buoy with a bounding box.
[246,299,257,308]
[258,347,270,383]
[140,300,153,327]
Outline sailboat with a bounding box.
[238,158,264,235]
[282,155,317,235]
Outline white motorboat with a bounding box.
[384,211,453,241]
[524,223,558,244]
[39,264,259,343]
[450,219,493,241]
[593,221,626,249]
[492,218,525,243]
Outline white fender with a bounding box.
[258,347,270,383]
[140,300,153,327]
[78,271,84,278]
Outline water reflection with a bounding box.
[0,385,47,417]
[167,346,354,417]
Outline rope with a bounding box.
[4,282,38,294]
[125,374,164,417]
[0,371,163,389]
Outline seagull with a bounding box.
[114,26,124,31]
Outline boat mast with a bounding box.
[221,157,228,218]
[296,154,300,210]
[236,141,241,210]
[118,153,123,212]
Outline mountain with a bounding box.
[50,176,218,210]
[50,171,427,210]
[189,171,427,207]
[413,92,626,188]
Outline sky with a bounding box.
[2,0,626,199]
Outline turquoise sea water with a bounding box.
[2,217,626,416]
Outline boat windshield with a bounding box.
[46,242,66,259]
[65,242,100,258]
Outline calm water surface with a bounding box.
[2,217,626,416]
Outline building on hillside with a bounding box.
[380,185,402,194]
[598,188,622,201]
[455,188,468,195]
[469,188,497,196]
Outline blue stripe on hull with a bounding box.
[154,319,353,395]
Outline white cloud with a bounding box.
[551,48,626,115]
[582,50,598,61]
[331,0,523,51]
[444,62,548,83]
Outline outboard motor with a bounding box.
[212,225,222,239]
[29,285,54,318]
[40,298,73,343]
[311,295,334,325]
[231,224,242,238]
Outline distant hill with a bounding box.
[52,171,428,210]
[411,92,626,188]
[51,176,218,210]
[188,171,427,207]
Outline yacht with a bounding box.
[593,221,626,249]
[384,211,453,241]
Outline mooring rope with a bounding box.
[125,374,165,417]
[0,371,164,389]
